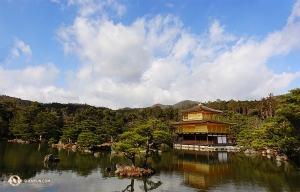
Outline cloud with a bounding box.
[10,38,32,59]
[60,0,126,17]
[0,63,58,87]
[0,63,77,104]
[165,3,174,8]
[209,20,236,43]
[53,0,300,109]
[2,0,299,109]
[57,14,184,83]
[287,0,300,25]
[0,38,77,104]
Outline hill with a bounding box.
[152,100,199,109]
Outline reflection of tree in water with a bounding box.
[122,178,162,192]
[122,179,134,192]
[0,142,45,179]
[139,178,162,192]
[43,161,60,170]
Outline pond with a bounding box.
[1,142,300,192]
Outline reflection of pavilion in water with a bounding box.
[174,150,229,190]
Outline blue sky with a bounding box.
[1,0,300,109]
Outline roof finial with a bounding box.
[198,102,202,106]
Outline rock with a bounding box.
[244,149,251,154]
[276,155,281,161]
[276,154,289,162]
[83,149,92,153]
[115,163,155,177]
[116,163,125,171]
[276,161,282,167]
[94,152,101,158]
[44,154,54,162]
[105,167,111,172]
[281,154,288,161]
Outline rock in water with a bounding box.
[115,163,155,177]
[44,154,54,162]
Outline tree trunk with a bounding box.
[142,142,150,167]
[130,156,135,167]
[125,153,136,167]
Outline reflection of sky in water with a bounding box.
[2,169,275,192]
[1,170,190,192]
[1,143,300,192]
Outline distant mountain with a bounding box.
[0,95,32,107]
[152,100,199,109]
[0,94,200,111]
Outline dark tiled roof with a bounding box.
[170,120,236,126]
[180,105,222,113]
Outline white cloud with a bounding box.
[8,85,78,104]
[165,3,174,8]
[209,20,236,43]
[0,63,58,88]
[53,0,300,109]
[9,38,32,59]
[287,0,300,25]
[57,14,184,83]
[65,0,126,17]
[11,47,20,57]
[2,0,299,109]
[0,63,77,104]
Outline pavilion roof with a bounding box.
[170,120,236,126]
[180,104,222,114]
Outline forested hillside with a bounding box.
[0,88,299,155]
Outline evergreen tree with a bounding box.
[113,120,172,167]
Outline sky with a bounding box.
[0,0,300,109]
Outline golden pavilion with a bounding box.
[170,103,235,145]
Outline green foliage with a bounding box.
[262,88,300,155]
[32,111,62,140]
[60,119,107,145]
[1,89,299,157]
[113,120,172,166]
[9,102,43,140]
[0,116,9,138]
[48,137,57,144]
[234,88,300,154]
[77,131,101,148]
[60,122,81,143]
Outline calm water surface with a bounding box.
[1,142,300,192]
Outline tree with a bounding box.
[0,116,9,139]
[113,120,173,167]
[60,119,106,144]
[77,131,101,148]
[0,100,16,139]
[60,122,81,143]
[9,102,43,140]
[113,131,144,166]
[262,88,300,156]
[32,111,62,141]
